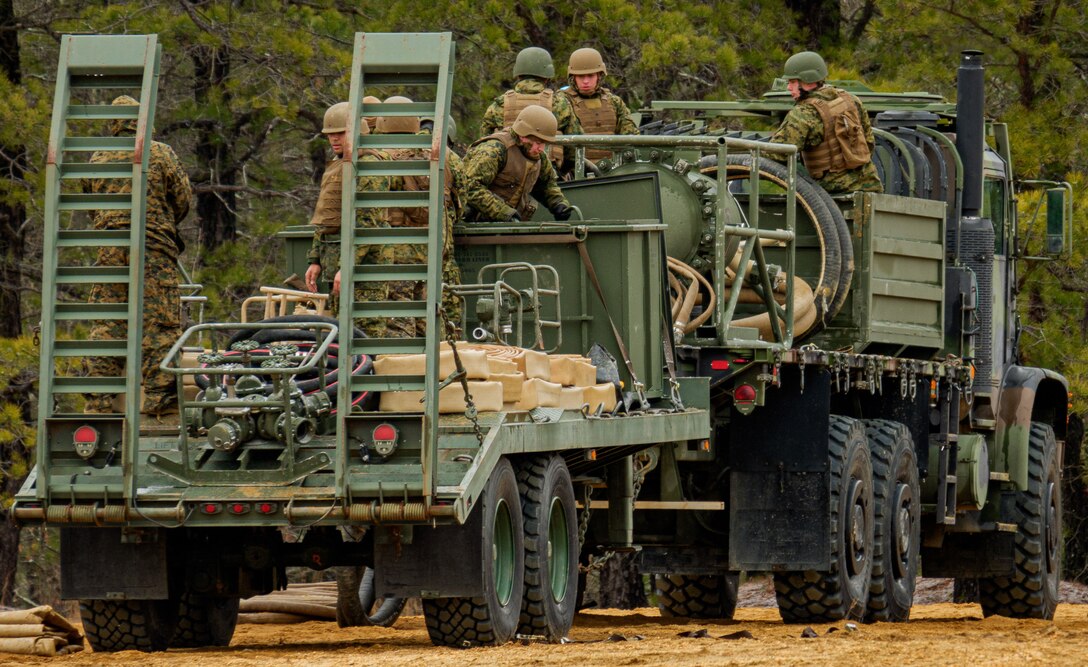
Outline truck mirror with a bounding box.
[1046,187,1068,256]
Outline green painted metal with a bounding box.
[338,32,455,503]
[36,34,161,503]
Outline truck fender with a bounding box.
[993,365,1068,491]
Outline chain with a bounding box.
[32,324,41,347]
[578,454,651,574]
[439,305,484,447]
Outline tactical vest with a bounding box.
[502,89,562,165]
[471,132,541,220]
[309,150,384,233]
[800,89,872,180]
[385,147,430,227]
[564,89,618,161]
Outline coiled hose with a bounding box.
[697,154,854,334]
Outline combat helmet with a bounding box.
[322,102,350,134]
[511,104,557,142]
[514,47,555,80]
[376,96,420,134]
[782,51,828,84]
[568,47,606,76]
[362,95,381,132]
[109,95,140,136]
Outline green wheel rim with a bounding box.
[548,496,570,602]
[493,498,515,606]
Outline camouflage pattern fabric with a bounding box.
[82,135,191,415]
[564,85,640,135]
[769,85,883,194]
[462,132,569,222]
[479,78,583,168]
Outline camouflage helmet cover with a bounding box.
[376,96,420,134]
[782,51,828,84]
[513,46,555,79]
[511,104,558,143]
[110,94,140,136]
[568,47,606,76]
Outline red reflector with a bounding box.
[734,384,757,402]
[710,360,730,371]
[372,423,398,442]
[201,503,221,515]
[732,359,749,364]
[74,425,98,444]
[257,503,276,515]
[229,503,248,515]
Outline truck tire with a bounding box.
[863,420,920,622]
[979,422,1062,619]
[515,454,579,641]
[335,565,407,627]
[170,592,240,648]
[773,415,874,622]
[423,458,524,647]
[79,598,176,652]
[655,573,739,619]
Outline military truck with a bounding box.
[14,32,1070,654]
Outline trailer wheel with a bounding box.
[774,415,874,622]
[515,454,578,640]
[335,565,407,627]
[79,598,176,652]
[655,573,740,619]
[423,457,525,647]
[979,422,1061,620]
[170,592,240,647]
[863,420,920,622]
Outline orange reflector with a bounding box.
[586,449,597,461]
[700,439,711,452]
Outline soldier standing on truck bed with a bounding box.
[304,101,391,335]
[480,46,583,173]
[379,97,466,337]
[562,47,639,163]
[769,51,883,194]
[83,95,192,417]
[463,105,573,223]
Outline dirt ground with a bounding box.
[9,579,1088,667]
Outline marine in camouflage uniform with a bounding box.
[304,102,392,337]
[562,47,639,163]
[769,51,882,194]
[479,47,583,171]
[381,99,467,337]
[83,95,192,416]
[464,105,572,223]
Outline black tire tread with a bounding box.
[423,596,502,647]
[335,565,407,628]
[79,598,173,653]
[655,574,739,619]
[978,422,1061,619]
[171,592,240,648]
[516,455,551,635]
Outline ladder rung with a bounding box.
[352,265,428,282]
[69,74,144,89]
[352,300,428,318]
[55,303,130,320]
[56,266,130,284]
[361,72,438,86]
[66,104,141,120]
[368,102,437,117]
[59,162,133,179]
[354,227,430,244]
[358,134,432,151]
[357,160,431,177]
[57,230,131,248]
[355,191,430,208]
[352,375,425,392]
[63,136,137,152]
[52,376,128,394]
[351,338,427,356]
[58,193,133,211]
[54,339,128,357]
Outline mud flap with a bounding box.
[374,512,484,599]
[60,527,169,600]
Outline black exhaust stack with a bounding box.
[956,50,985,218]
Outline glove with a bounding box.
[505,211,522,223]
[551,204,572,221]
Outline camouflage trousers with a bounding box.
[85,249,181,414]
[316,238,390,338]
[386,243,463,339]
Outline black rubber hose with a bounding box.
[699,154,850,329]
[228,314,365,346]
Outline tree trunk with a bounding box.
[1062,412,1088,583]
[0,0,26,337]
[192,43,237,250]
[0,368,34,607]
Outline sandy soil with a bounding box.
[10,599,1088,667]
